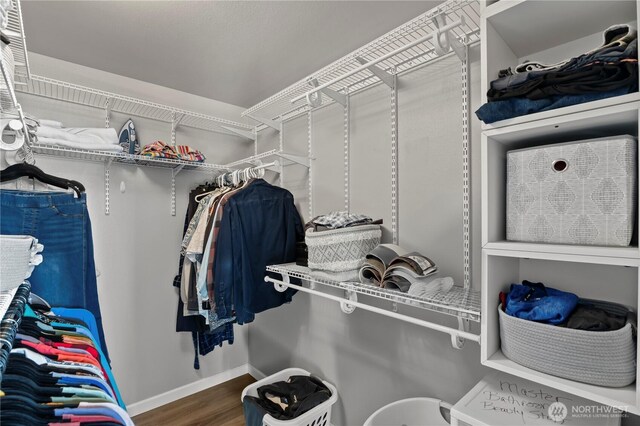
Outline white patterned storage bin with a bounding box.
[306,225,381,272]
[506,135,637,246]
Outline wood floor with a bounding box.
[133,374,256,426]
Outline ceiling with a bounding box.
[22,1,438,108]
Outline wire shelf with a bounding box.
[267,263,481,322]
[243,0,480,123]
[2,0,30,77]
[13,74,254,137]
[31,144,229,172]
[224,150,310,168]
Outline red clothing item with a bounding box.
[40,337,100,360]
[19,340,102,369]
[62,414,124,424]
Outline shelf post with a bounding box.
[390,68,399,245]
[461,38,471,289]
[104,98,111,128]
[104,158,113,215]
[171,165,185,216]
[344,88,350,213]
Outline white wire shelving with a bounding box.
[13,74,254,138]
[265,263,481,348]
[243,0,481,125]
[224,149,310,169]
[30,144,228,172]
[2,0,29,78]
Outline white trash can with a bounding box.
[364,397,452,426]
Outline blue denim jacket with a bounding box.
[214,180,303,324]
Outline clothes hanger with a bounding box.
[0,163,85,197]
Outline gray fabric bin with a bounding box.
[499,300,637,387]
[506,135,637,246]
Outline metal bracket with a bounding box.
[170,165,185,216]
[306,79,323,107]
[392,302,398,313]
[246,114,281,132]
[220,126,257,141]
[171,113,185,146]
[432,14,465,61]
[390,69,399,245]
[310,78,347,106]
[274,274,290,293]
[451,317,470,349]
[104,98,112,128]
[104,158,114,215]
[277,152,310,168]
[355,57,395,88]
[340,290,357,314]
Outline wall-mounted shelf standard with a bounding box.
[242,0,481,124]
[265,263,481,348]
[13,74,255,140]
[30,144,228,216]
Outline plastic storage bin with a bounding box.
[241,368,338,426]
[364,397,452,426]
[499,300,637,387]
[506,135,637,246]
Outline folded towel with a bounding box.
[39,119,63,129]
[37,126,119,146]
[37,137,124,152]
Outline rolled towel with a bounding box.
[408,276,454,298]
[39,119,64,128]
[63,128,119,145]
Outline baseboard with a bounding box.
[248,364,267,380]
[127,363,250,417]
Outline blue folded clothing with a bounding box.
[505,281,579,325]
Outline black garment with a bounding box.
[566,304,627,331]
[487,62,638,101]
[244,375,332,421]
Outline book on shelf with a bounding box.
[359,244,437,292]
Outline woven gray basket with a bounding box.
[306,224,381,272]
[499,300,637,387]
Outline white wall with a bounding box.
[247,48,487,425]
[9,53,254,407]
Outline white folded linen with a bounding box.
[37,126,118,145]
[37,137,124,152]
[39,119,64,128]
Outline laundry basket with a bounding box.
[241,368,338,426]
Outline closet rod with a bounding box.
[265,276,480,343]
[290,17,464,104]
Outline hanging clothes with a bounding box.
[0,189,108,362]
[173,178,303,368]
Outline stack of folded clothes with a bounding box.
[35,119,123,152]
[139,141,206,162]
[476,24,638,124]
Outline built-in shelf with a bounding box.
[224,150,310,169]
[484,351,639,414]
[267,263,481,322]
[484,242,640,266]
[243,0,481,126]
[14,74,254,139]
[30,144,228,172]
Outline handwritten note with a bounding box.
[479,380,574,424]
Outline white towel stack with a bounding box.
[36,120,123,152]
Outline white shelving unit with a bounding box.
[243,0,481,125]
[480,0,640,414]
[266,264,481,348]
[14,74,254,140]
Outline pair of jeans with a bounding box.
[0,190,108,360]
